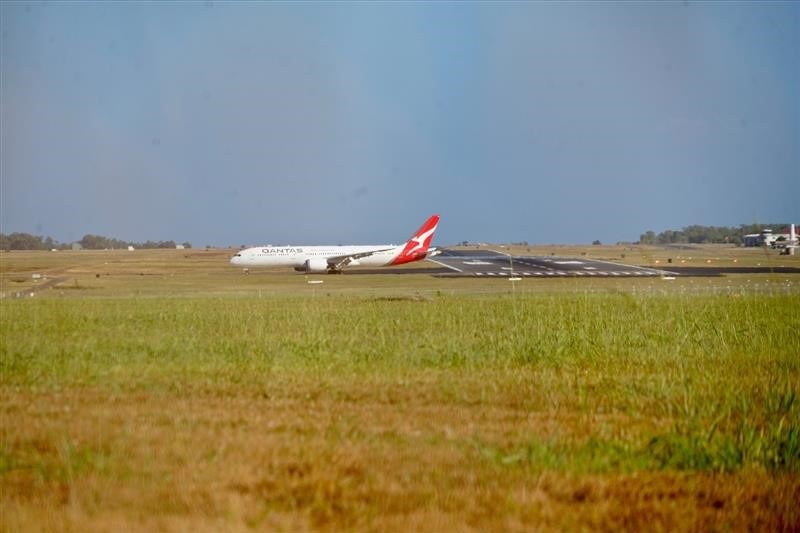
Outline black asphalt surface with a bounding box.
[426,249,673,278]
[343,249,800,277]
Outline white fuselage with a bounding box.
[230,244,403,269]
[230,214,440,273]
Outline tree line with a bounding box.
[639,224,791,245]
[3,224,792,250]
[0,232,192,251]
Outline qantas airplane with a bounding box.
[230,214,440,274]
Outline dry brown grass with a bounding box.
[3,375,799,532]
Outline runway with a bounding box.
[427,249,673,278]
[344,249,800,277]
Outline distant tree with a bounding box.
[79,234,132,249]
[2,232,46,250]
[639,231,656,245]
[3,231,195,250]
[657,229,682,244]
[80,234,108,249]
[641,223,791,246]
[592,240,601,245]
[137,240,176,249]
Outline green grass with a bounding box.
[4,292,798,474]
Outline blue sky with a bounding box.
[2,1,798,246]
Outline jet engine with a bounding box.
[304,257,329,273]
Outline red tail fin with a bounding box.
[391,214,440,265]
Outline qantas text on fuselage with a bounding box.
[230,215,440,274]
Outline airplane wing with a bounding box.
[327,247,396,271]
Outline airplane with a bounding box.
[230,214,440,274]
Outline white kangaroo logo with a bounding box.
[405,224,437,255]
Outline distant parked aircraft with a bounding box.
[230,215,440,273]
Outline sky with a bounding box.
[1,1,798,246]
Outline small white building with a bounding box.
[743,229,778,247]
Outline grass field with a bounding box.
[2,248,799,531]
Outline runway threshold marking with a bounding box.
[427,258,463,272]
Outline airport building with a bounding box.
[743,225,799,254]
[743,229,778,247]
